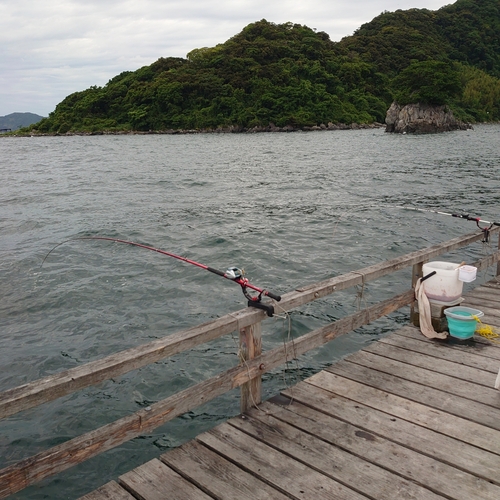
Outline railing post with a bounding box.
[410,261,423,327]
[497,232,500,277]
[239,320,262,413]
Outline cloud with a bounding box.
[0,0,452,116]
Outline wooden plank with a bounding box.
[328,357,500,427]
[344,349,500,407]
[227,410,444,500]
[1,229,496,421]
[379,329,500,372]
[161,440,290,500]
[285,229,496,309]
[0,234,426,420]
[395,326,500,357]
[497,231,500,277]
[239,321,262,413]
[0,290,414,498]
[118,458,212,500]
[474,249,500,273]
[197,423,372,500]
[279,383,500,486]
[305,370,500,455]
[245,399,500,499]
[482,279,500,290]
[464,287,500,304]
[0,413,142,499]
[362,341,498,387]
[78,481,135,500]
[0,313,244,419]
[461,297,500,320]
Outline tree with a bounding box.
[392,60,463,105]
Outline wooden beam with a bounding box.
[0,312,252,419]
[497,232,500,277]
[1,229,497,421]
[239,321,262,413]
[0,290,413,498]
[410,261,423,327]
[475,249,500,272]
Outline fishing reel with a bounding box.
[224,267,244,279]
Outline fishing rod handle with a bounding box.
[265,290,281,302]
[207,266,226,277]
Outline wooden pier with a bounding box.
[1,228,499,499]
[83,279,500,500]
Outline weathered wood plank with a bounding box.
[285,229,497,309]
[2,229,497,423]
[497,231,500,277]
[197,423,371,500]
[474,250,500,273]
[344,349,500,407]
[0,290,412,498]
[362,341,498,387]
[0,413,141,499]
[461,297,500,320]
[395,326,500,356]
[78,480,135,500]
[328,357,500,427]
[161,440,290,500]
[464,287,500,304]
[305,370,500,455]
[239,321,262,413]
[481,279,500,290]
[0,313,244,419]
[279,383,500,486]
[379,329,500,372]
[118,458,212,500]
[227,410,444,500]
[0,253,414,420]
[244,399,500,499]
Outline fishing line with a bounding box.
[42,236,281,315]
[394,206,500,242]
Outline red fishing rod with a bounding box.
[43,236,281,316]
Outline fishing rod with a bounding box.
[398,206,500,242]
[42,236,281,316]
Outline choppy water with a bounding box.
[1,125,499,498]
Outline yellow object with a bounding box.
[472,315,500,343]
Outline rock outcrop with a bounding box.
[385,102,471,134]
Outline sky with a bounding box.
[1,1,454,117]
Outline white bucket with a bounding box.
[422,261,463,302]
[458,265,477,283]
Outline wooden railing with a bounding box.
[1,228,499,498]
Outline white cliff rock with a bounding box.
[385,102,471,134]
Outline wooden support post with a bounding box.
[239,321,262,413]
[410,261,423,327]
[497,232,500,277]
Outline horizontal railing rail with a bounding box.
[0,227,499,498]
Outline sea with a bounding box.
[1,124,499,499]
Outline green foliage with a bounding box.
[392,60,463,105]
[456,63,500,121]
[27,0,500,134]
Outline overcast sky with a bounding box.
[1,1,453,117]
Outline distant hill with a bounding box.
[24,0,500,134]
[0,112,45,131]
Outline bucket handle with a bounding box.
[421,270,437,282]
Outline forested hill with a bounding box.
[29,0,500,134]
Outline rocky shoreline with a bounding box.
[6,121,386,137]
